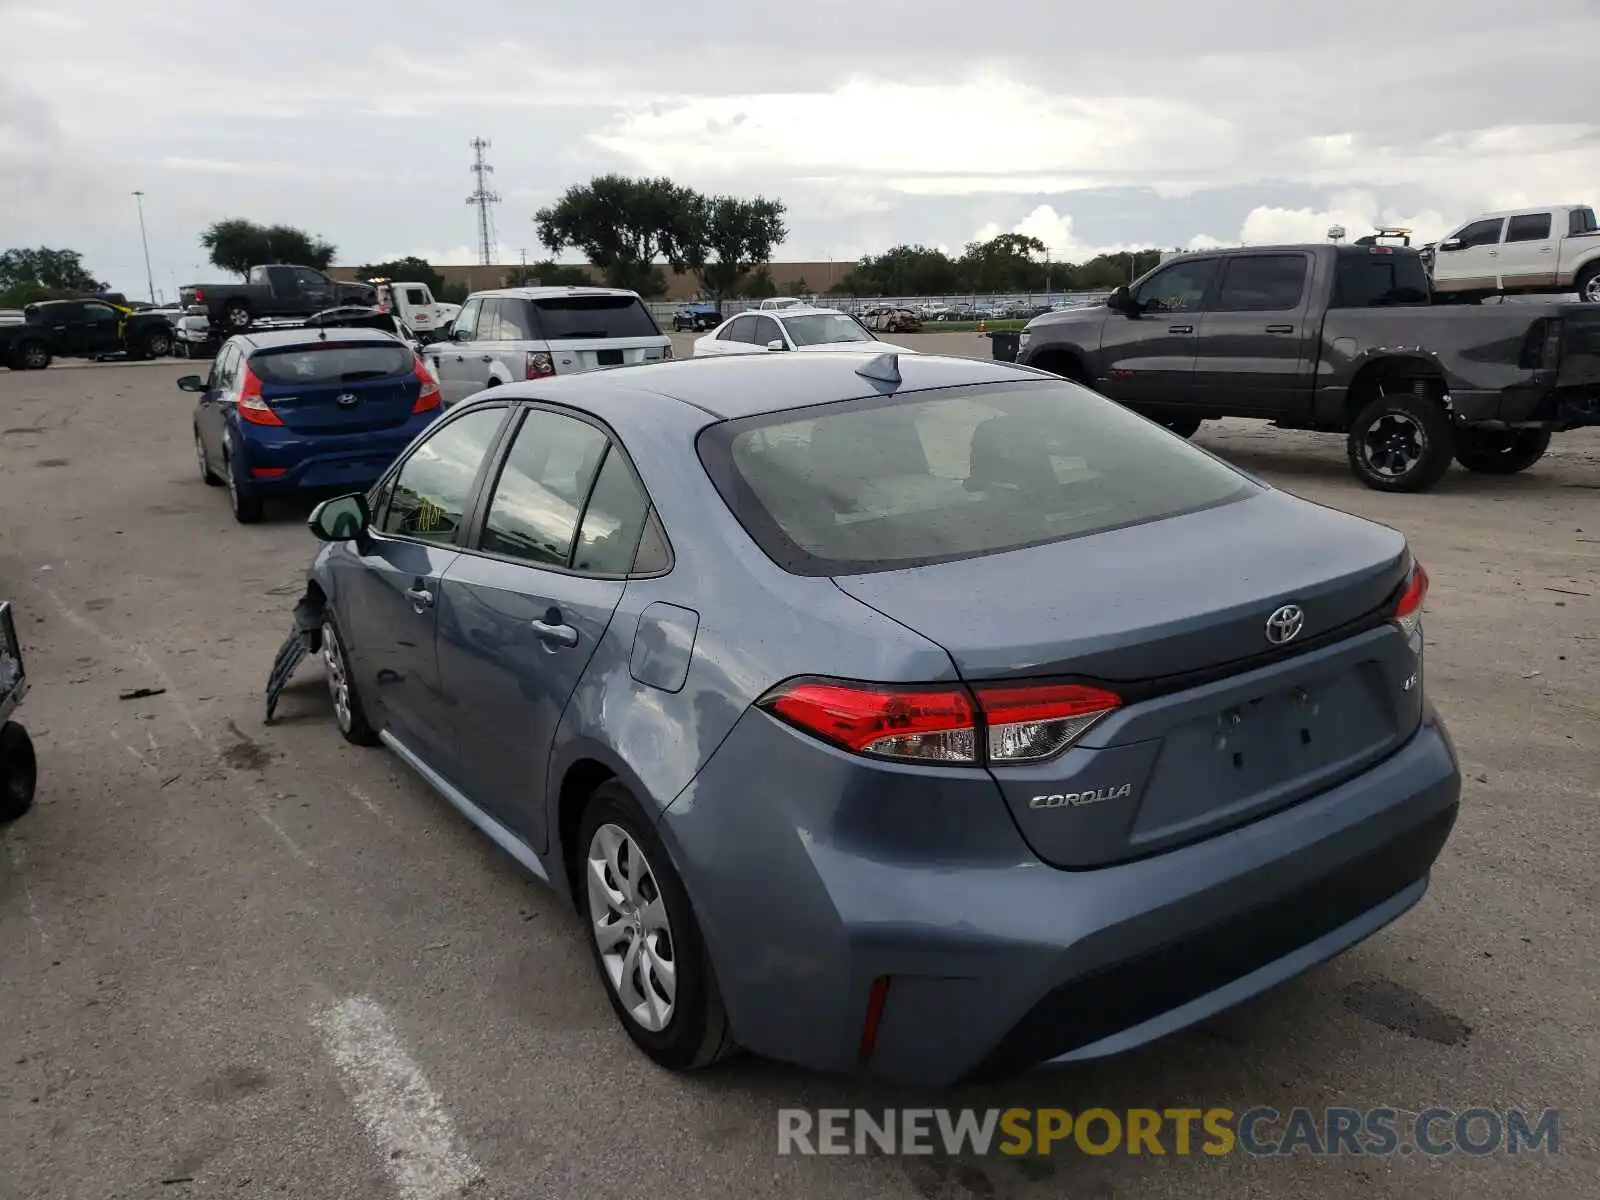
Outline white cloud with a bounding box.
[972,204,1158,260]
[1232,192,1450,246]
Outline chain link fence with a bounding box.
[645,290,1114,325]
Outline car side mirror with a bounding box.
[177,374,206,392]
[450,326,470,341]
[1438,238,1463,252]
[766,339,786,351]
[308,492,371,542]
[1106,285,1136,315]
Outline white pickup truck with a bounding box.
[1427,203,1600,303]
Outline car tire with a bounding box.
[144,329,172,358]
[0,721,38,824]
[320,613,380,746]
[17,340,50,370]
[579,780,735,1072]
[225,455,264,523]
[1346,386,1456,493]
[1453,427,1552,474]
[1577,262,1600,305]
[195,427,223,486]
[1162,417,1203,438]
[222,301,252,330]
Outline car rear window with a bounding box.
[531,295,660,340]
[698,380,1256,576]
[249,342,414,384]
[1332,250,1431,307]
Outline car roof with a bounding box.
[235,326,400,350]
[469,286,641,300]
[770,306,844,318]
[473,352,1051,422]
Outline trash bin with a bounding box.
[987,330,1021,362]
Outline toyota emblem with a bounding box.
[1265,604,1305,645]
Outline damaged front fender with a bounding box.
[264,587,328,724]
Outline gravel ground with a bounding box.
[0,352,1595,1200]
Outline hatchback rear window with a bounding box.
[531,296,659,340]
[249,342,414,384]
[698,380,1256,576]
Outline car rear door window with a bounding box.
[699,379,1254,576]
[533,295,658,340]
[479,410,609,566]
[571,448,653,574]
[722,315,756,343]
[380,407,507,543]
[1505,213,1552,242]
[1570,207,1598,236]
[1213,254,1308,311]
[496,299,539,341]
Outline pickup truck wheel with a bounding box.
[17,340,50,370]
[1347,389,1455,493]
[1578,263,1600,304]
[222,301,252,330]
[1453,427,1551,474]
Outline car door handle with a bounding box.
[1168,325,1193,334]
[1539,247,1552,254]
[406,585,434,612]
[1265,324,1295,334]
[1488,250,1498,257]
[530,619,579,648]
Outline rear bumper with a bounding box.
[658,703,1461,1086]
[1451,378,1600,428]
[230,418,432,494]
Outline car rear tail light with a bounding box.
[858,977,891,1062]
[236,366,284,426]
[974,682,1123,763]
[662,344,673,360]
[757,678,1123,766]
[525,351,555,380]
[192,288,206,301]
[412,353,441,413]
[1392,560,1429,638]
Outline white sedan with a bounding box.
[691,307,914,358]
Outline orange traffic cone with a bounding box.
[977,318,987,333]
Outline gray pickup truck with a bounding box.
[1018,242,1600,491]
[179,265,376,333]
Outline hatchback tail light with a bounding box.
[757,677,1122,766]
[525,351,555,380]
[1392,560,1429,638]
[412,353,441,414]
[236,366,284,426]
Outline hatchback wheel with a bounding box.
[321,617,379,745]
[225,457,264,523]
[195,428,223,486]
[0,721,37,824]
[580,782,734,1070]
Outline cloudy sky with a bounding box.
[4,0,1598,299]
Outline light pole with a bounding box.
[132,191,155,304]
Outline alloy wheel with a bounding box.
[1361,411,1426,479]
[586,823,677,1032]
[321,621,352,733]
[1585,274,1600,304]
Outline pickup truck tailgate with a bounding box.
[1558,307,1600,389]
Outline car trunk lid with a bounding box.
[525,293,669,374]
[833,490,1423,867]
[248,341,420,434]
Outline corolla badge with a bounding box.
[1265,603,1305,645]
[1029,784,1133,810]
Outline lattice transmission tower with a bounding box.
[466,138,501,266]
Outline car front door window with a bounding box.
[452,298,483,340]
[381,407,508,543]
[755,316,784,348]
[1134,260,1218,313]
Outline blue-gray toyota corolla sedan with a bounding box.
[291,350,1461,1085]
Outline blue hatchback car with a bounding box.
[283,351,1460,1085]
[183,327,442,523]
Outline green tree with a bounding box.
[843,244,961,296]
[353,256,447,295]
[535,175,704,294]
[695,195,787,304]
[0,247,107,305]
[200,219,337,277]
[502,261,593,287]
[740,266,778,299]
[958,234,1048,293]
